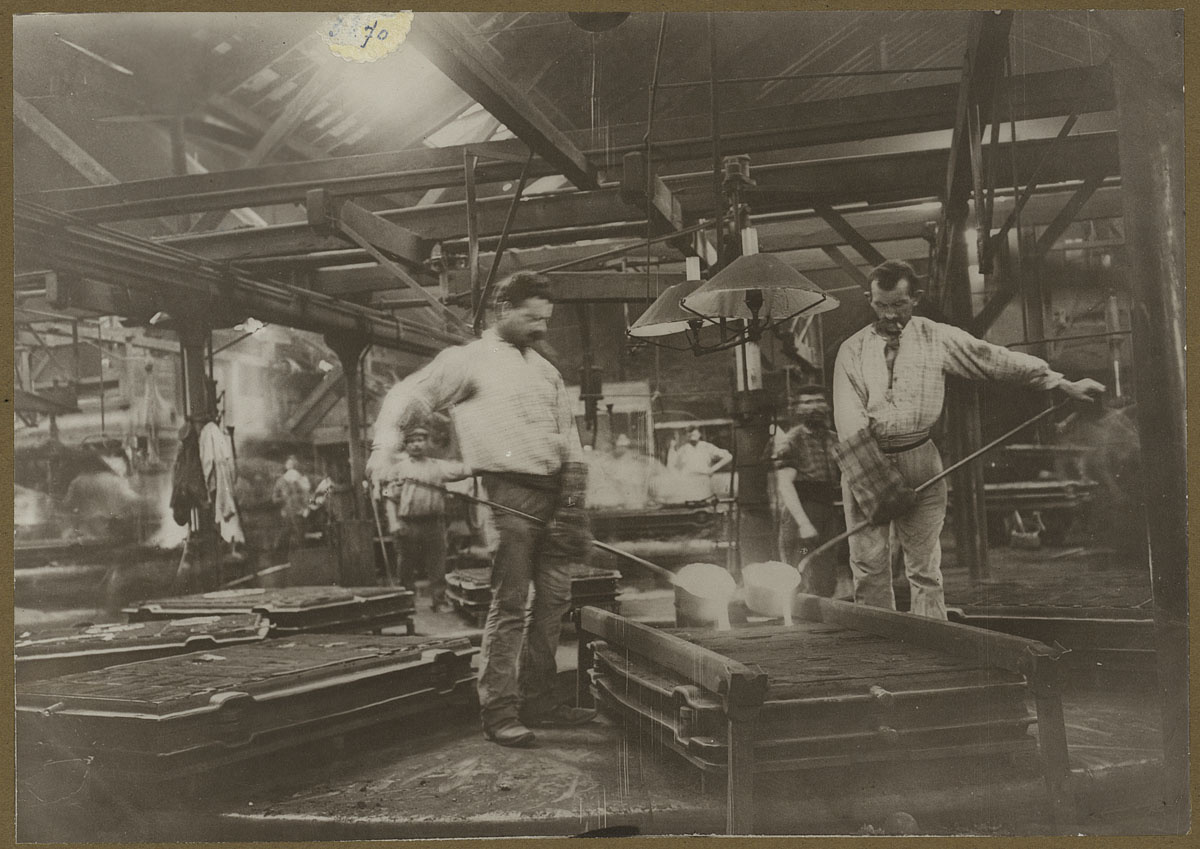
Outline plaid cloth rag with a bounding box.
[834,428,918,524]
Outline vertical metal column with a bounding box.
[1110,11,1188,832]
[731,228,775,568]
[324,331,369,520]
[325,331,378,587]
[945,208,989,579]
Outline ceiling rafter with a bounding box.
[407,12,597,189]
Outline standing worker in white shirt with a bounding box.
[667,427,733,502]
[832,260,1105,619]
[368,271,596,748]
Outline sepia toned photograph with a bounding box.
[11,9,1186,840]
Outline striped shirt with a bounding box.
[832,316,1063,448]
[371,329,584,477]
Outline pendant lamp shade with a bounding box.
[682,252,839,324]
[627,277,708,338]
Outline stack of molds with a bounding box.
[446,564,622,627]
[583,612,1040,775]
[17,634,477,783]
[15,614,270,683]
[124,586,416,635]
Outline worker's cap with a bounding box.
[615,434,632,448]
[404,427,430,441]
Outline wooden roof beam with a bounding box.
[157,133,1120,262]
[29,138,550,223]
[407,12,597,190]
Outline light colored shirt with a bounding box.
[668,440,733,501]
[386,454,471,519]
[371,329,584,477]
[833,316,1064,448]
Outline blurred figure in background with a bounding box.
[773,386,850,598]
[271,455,310,562]
[609,433,659,509]
[381,426,471,609]
[667,427,732,502]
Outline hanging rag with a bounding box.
[198,421,246,545]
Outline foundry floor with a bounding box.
[15,538,1172,839]
[18,628,1170,841]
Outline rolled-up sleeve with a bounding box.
[938,323,1063,390]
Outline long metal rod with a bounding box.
[708,12,723,269]
[391,477,676,582]
[473,150,536,333]
[796,399,1072,572]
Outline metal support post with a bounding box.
[324,330,378,587]
[1110,11,1188,831]
[731,227,774,568]
[946,208,989,578]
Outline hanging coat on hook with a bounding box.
[169,422,209,526]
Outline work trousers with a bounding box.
[841,440,948,619]
[395,515,447,604]
[778,497,843,598]
[476,473,573,730]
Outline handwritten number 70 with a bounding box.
[361,21,389,48]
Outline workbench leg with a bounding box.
[726,711,758,835]
[1032,662,1077,834]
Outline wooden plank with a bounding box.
[821,246,870,288]
[336,199,428,267]
[812,203,887,266]
[190,66,337,232]
[408,13,596,190]
[320,267,684,304]
[575,64,1114,163]
[14,93,118,186]
[207,93,328,161]
[31,139,547,222]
